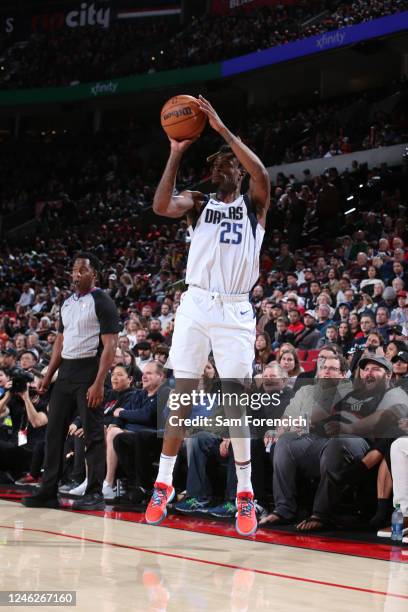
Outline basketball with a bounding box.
[160,95,207,141]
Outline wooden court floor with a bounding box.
[0,498,407,611]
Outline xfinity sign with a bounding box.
[90,81,119,96]
[32,3,110,33]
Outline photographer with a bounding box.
[0,369,11,443]
[0,375,48,484]
[0,368,36,444]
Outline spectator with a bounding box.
[315,304,333,334]
[158,303,174,331]
[104,361,165,500]
[375,307,392,343]
[17,284,35,309]
[277,349,303,389]
[272,317,295,349]
[134,341,154,372]
[294,311,321,350]
[386,435,408,535]
[19,351,38,371]
[253,332,275,375]
[0,375,48,485]
[391,351,408,383]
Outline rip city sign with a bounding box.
[32,3,111,33]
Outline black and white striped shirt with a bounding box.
[59,289,119,359]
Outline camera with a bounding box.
[10,368,35,394]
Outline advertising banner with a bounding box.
[211,0,296,15]
[222,11,408,76]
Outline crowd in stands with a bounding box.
[0,76,407,223]
[1,1,407,88]
[0,138,408,535]
[246,78,408,166]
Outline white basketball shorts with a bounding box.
[167,285,256,379]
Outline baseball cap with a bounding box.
[304,310,317,320]
[391,351,408,364]
[338,302,351,309]
[2,348,17,357]
[358,355,392,373]
[390,324,403,335]
[397,290,407,298]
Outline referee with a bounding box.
[23,252,119,511]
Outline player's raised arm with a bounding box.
[153,137,201,218]
[197,95,270,224]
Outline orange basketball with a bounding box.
[160,95,207,141]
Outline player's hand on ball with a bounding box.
[169,136,198,154]
[197,95,225,133]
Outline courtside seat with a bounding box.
[307,349,320,363]
[301,361,315,372]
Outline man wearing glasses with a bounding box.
[263,353,408,531]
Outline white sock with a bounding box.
[235,463,253,494]
[230,437,253,493]
[156,454,177,486]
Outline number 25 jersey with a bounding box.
[185,193,265,295]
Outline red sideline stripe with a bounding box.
[0,523,407,601]
[64,508,408,565]
[1,489,407,564]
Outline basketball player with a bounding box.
[145,95,270,536]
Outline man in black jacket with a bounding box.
[295,311,322,350]
[106,362,169,501]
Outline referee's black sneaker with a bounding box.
[72,493,105,511]
[22,490,60,508]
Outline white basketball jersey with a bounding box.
[185,193,265,294]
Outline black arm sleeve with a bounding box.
[92,289,120,334]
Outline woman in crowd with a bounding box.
[327,267,340,297]
[66,364,136,496]
[277,348,303,389]
[360,265,384,296]
[391,352,408,384]
[385,340,407,362]
[125,319,141,349]
[253,332,275,375]
[349,312,361,338]
[360,293,376,314]
[337,322,354,355]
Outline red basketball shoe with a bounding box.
[145,482,175,526]
[236,491,257,537]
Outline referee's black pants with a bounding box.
[41,358,105,496]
